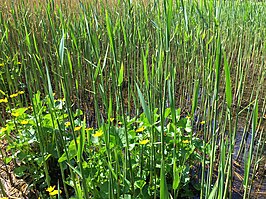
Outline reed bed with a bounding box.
[0,0,265,198]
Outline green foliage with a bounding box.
[0,93,205,198]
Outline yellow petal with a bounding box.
[200,121,205,124]
[18,91,25,95]
[110,118,115,122]
[0,63,4,67]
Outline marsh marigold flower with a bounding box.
[10,93,19,98]
[0,127,8,133]
[46,185,62,196]
[136,126,145,133]
[92,129,103,137]
[65,121,71,127]
[12,112,20,117]
[46,185,55,192]
[140,139,149,145]
[49,189,62,196]
[0,98,8,103]
[74,126,81,131]
[182,140,190,144]
[21,120,29,125]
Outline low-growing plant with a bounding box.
[1,92,206,198]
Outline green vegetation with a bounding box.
[0,0,265,198]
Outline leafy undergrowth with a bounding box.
[0,92,206,198]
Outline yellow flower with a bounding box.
[92,129,103,137]
[0,197,9,199]
[85,127,93,131]
[200,121,205,125]
[12,112,20,117]
[17,61,22,65]
[118,121,122,125]
[182,140,190,144]
[18,91,24,95]
[21,120,29,125]
[0,127,8,133]
[139,139,149,145]
[0,63,4,67]
[65,122,71,127]
[110,117,115,122]
[49,189,62,196]
[46,185,55,192]
[10,93,19,98]
[186,116,191,119]
[136,126,145,133]
[74,126,81,131]
[0,98,8,103]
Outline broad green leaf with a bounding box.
[223,52,232,108]
[118,62,124,86]
[136,83,151,124]
[59,136,80,163]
